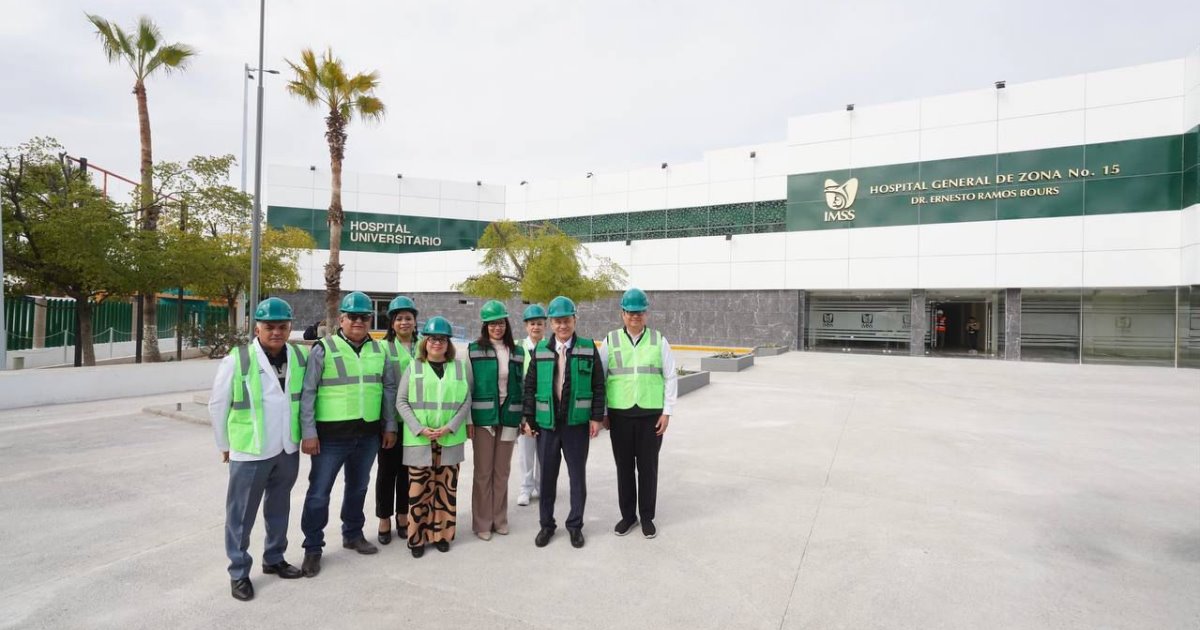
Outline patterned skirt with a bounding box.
[406,444,459,547]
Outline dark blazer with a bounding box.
[521,334,606,427]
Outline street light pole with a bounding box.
[249,0,266,332]
[0,194,7,371]
[241,63,250,193]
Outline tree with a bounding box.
[87,13,196,362]
[455,221,627,304]
[0,138,138,366]
[153,155,314,329]
[284,48,385,327]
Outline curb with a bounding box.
[143,404,209,426]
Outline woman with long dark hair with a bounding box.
[466,300,526,540]
[375,296,417,544]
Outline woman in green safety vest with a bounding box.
[375,295,418,545]
[394,316,472,558]
[467,300,526,541]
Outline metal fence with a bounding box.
[4,296,229,351]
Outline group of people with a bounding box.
[209,288,678,601]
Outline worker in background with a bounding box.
[375,295,418,544]
[516,303,547,506]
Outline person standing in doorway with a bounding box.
[516,303,547,507]
[601,288,677,540]
[467,300,526,540]
[209,298,307,601]
[935,309,947,349]
[521,296,606,549]
[375,295,418,544]
[395,316,471,558]
[298,291,398,577]
[966,316,981,353]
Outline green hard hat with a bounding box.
[254,297,294,322]
[421,315,454,337]
[388,295,418,316]
[620,288,649,312]
[339,291,373,314]
[522,303,547,321]
[546,296,576,318]
[480,300,509,322]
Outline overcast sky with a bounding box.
[1,0,1197,190]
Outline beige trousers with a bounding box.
[471,428,515,534]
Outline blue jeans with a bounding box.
[300,434,381,554]
[225,451,300,579]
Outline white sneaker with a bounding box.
[517,493,530,506]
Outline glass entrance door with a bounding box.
[926,290,1002,358]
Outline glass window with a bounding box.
[1020,289,1081,363]
[1180,286,1200,369]
[1082,288,1176,366]
[806,292,910,354]
[372,298,390,332]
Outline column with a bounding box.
[1004,288,1021,361]
[795,290,807,351]
[909,289,926,356]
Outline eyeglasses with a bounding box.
[426,336,449,344]
[623,311,645,317]
[345,313,371,322]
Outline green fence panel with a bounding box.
[44,298,76,348]
[92,300,133,344]
[4,296,36,351]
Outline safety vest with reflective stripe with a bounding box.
[313,334,386,423]
[402,359,469,447]
[521,338,538,377]
[391,336,420,386]
[532,337,596,429]
[228,342,307,455]
[605,328,665,410]
[467,341,526,427]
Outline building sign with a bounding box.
[788,131,1190,232]
[266,206,490,253]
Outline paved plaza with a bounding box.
[0,351,1197,630]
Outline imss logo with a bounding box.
[823,178,858,222]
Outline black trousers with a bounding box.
[609,411,663,521]
[537,422,590,530]
[374,441,408,520]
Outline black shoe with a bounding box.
[614,517,638,536]
[342,537,379,555]
[642,519,657,539]
[534,527,555,548]
[410,545,425,558]
[568,528,585,549]
[434,540,450,553]
[300,554,321,578]
[262,561,303,579]
[231,577,254,601]
[378,529,392,545]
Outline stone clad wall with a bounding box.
[277,289,800,349]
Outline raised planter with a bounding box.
[676,369,710,396]
[700,353,754,372]
[754,344,789,357]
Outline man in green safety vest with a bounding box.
[521,296,606,549]
[600,288,677,540]
[516,303,546,506]
[208,297,308,601]
[298,291,399,578]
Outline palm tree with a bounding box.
[284,48,385,326]
[86,14,195,362]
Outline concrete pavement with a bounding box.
[0,352,1197,629]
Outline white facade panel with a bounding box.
[628,166,667,190]
[849,131,920,168]
[269,164,317,188]
[1085,98,1186,143]
[919,122,998,161]
[705,147,756,182]
[730,233,786,263]
[920,88,996,128]
[997,74,1086,119]
[666,183,709,209]
[630,238,679,266]
[678,236,730,264]
[269,186,315,208]
[919,222,996,257]
[995,216,1084,254]
[557,195,591,217]
[998,110,1086,152]
[753,175,786,201]
[584,241,632,269]
[918,254,995,288]
[667,162,708,187]
[848,256,919,289]
[787,110,851,144]
[1083,249,1180,287]
[1181,245,1200,285]
[709,179,756,205]
[1083,211,1182,252]
[849,100,921,137]
[750,144,789,178]
[785,229,849,261]
[848,225,919,259]
[440,180,479,202]
[1085,59,1185,108]
[359,173,400,196]
[400,177,441,199]
[478,184,505,205]
[478,201,505,222]
[677,262,730,290]
[784,259,849,290]
[439,198,478,220]
[628,264,679,290]
[995,252,1084,287]
[591,192,628,215]
[627,188,667,213]
[592,171,629,195]
[358,192,399,214]
[559,176,591,199]
[730,261,786,290]
[788,140,851,174]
